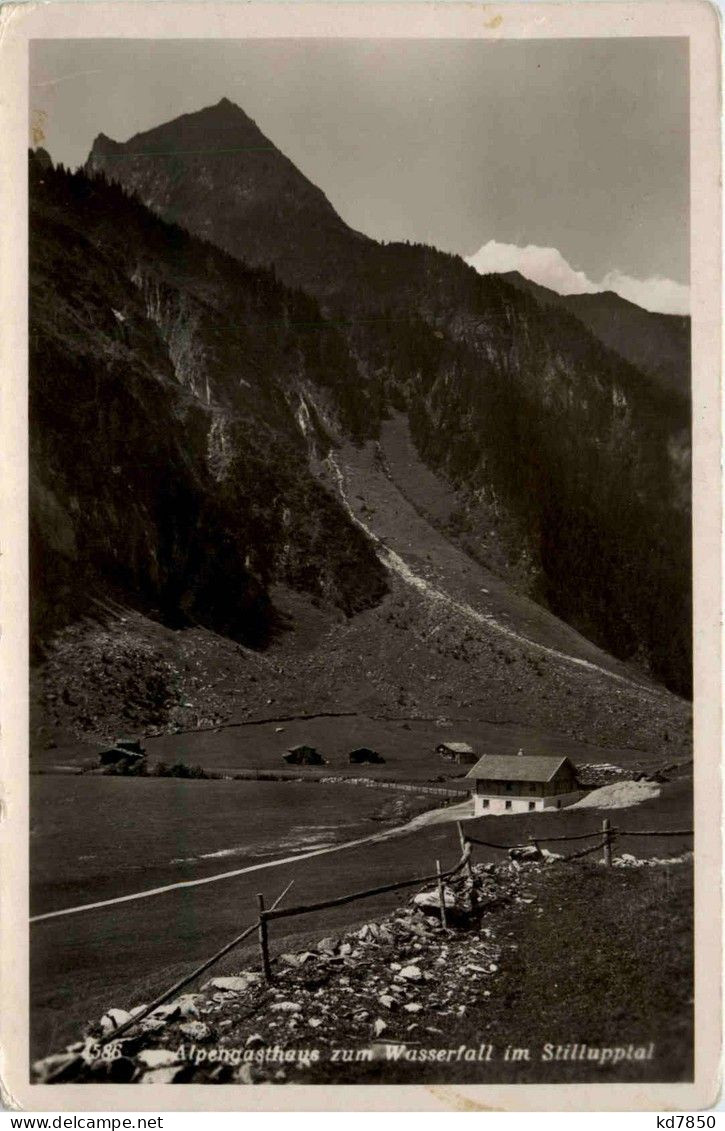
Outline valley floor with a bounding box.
[30,775,692,1063]
[33,847,693,1087]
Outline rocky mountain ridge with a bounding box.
[85,99,692,695]
[501,271,691,399]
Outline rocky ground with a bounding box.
[31,571,692,764]
[33,845,694,1087]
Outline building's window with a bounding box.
[505,800,512,810]
[528,801,535,811]
[556,800,562,809]
[482,798,489,809]
[505,782,512,791]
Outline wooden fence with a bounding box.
[255,847,472,980]
[459,817,694,870]
[95,813,693,1049]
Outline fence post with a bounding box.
[257,892,273,981]
[602,819,612,867]
[457,821,476,910]
[436,859,448,929]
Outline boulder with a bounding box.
[138,1017,167,1034]
[413,888,458,913]
[207,973,260,993]
[138,1048,179,1069]
[173,994,204,1018]
[100,1008,134,1034]
[179,1020,210,1041]
[280,951,315,968]
[508,845,541,863]
[32,1052,80,1083]
[140,1066,182,1085]
[147,1002,180,1022]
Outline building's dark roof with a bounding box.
[288,744,318,754]
[437,741,475,754]
[466,754,573,782]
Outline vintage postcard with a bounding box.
[0,0,721,1113]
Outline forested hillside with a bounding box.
[30,152,388,651]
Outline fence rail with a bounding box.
[617,828,694,837]
[263,856,467,923]
[90,808,693,1049]
[255,848,471,976]
[459,816,693,871]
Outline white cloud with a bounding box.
[465,240,689,315]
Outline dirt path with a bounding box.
[29,798,474,924]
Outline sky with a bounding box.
[30,38,690,313]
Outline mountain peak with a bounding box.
[84,98,360,286]
[88,132,124,160]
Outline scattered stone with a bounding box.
[138,1017,167,1034]
[373,1019,387,1037]
[100,1008,133,1034]
[413,888,457,912]
[179,1021,210,1041]
[280,952,315,968]
[400,965,422,981]
[403,1003,422,1013]
[140,1066,181,1085]
[174,994,204,1018]
[270,1002,302,1013]
[207,974,261,993]
[137,1048,179,1069]
[32,1052,80,1083]
[508,845,541,863]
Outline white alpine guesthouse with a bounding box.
[467,752,582,816]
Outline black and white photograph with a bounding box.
[1,1,721,1111]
